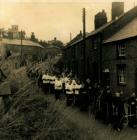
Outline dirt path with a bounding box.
[45,94,137,140]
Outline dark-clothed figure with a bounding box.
[79,81,89,111]
[112,91,125,131]
[73,80,82,106]
[85,78,92,106]
[42,73,50,94]
[101,86,113,124]
[92,83,98,112]
[128,93,137,128]
[96,88,104,119]
[60,76,66,100]
[50,75,55,94]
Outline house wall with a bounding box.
[102,37,137,97]
[64,34,101,82]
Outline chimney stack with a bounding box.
[94,9,107,30]
[112,2,124,20]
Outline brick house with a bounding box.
[63,3,137,96]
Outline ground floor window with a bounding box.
[117,64,126,85]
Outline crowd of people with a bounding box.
[27,67,137,132]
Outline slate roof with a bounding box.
[67,5,137,47]
[1,38,44,48]
[103,17,137,43]
[68,19,116,47]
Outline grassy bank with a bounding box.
[0,67,79,140]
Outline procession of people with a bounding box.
[27,67,137,132]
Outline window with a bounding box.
[117,44,126,57]
[117,64,126,85]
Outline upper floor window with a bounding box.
[117,44,126,58]
[117,64,126,85]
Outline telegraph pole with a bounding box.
[70,32,72,41]
[82,8,86,80]
[20,30,23,66]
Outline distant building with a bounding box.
[0,38,44,67]
[48,37,64,48]
[0,25,25,39]
[41,37,64,59]
[43,44,63,59]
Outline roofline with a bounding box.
[103,35,137,44]
[66,20,116,48]
[5,43,44,48]
[66,5,137,48]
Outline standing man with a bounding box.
[128,92,137,128]
[102,86,113,124]
[113,91,125,131]
[79,81,88,111]
[85,78,92,106]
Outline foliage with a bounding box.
[0,81,79,140]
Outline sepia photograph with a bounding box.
[0,0,137,139]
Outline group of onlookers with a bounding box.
[26,68,137,132]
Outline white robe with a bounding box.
[54,79,62,90]
[65,83,73,94]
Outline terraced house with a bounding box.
[64,2,137,96]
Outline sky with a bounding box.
[0,0,136,44]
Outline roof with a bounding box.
[1,38,44,48]
[86,20,115,38]
[68,20,116,47]
[103,17,137,43]
[46,44,62,49]
[67,5,137,47]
